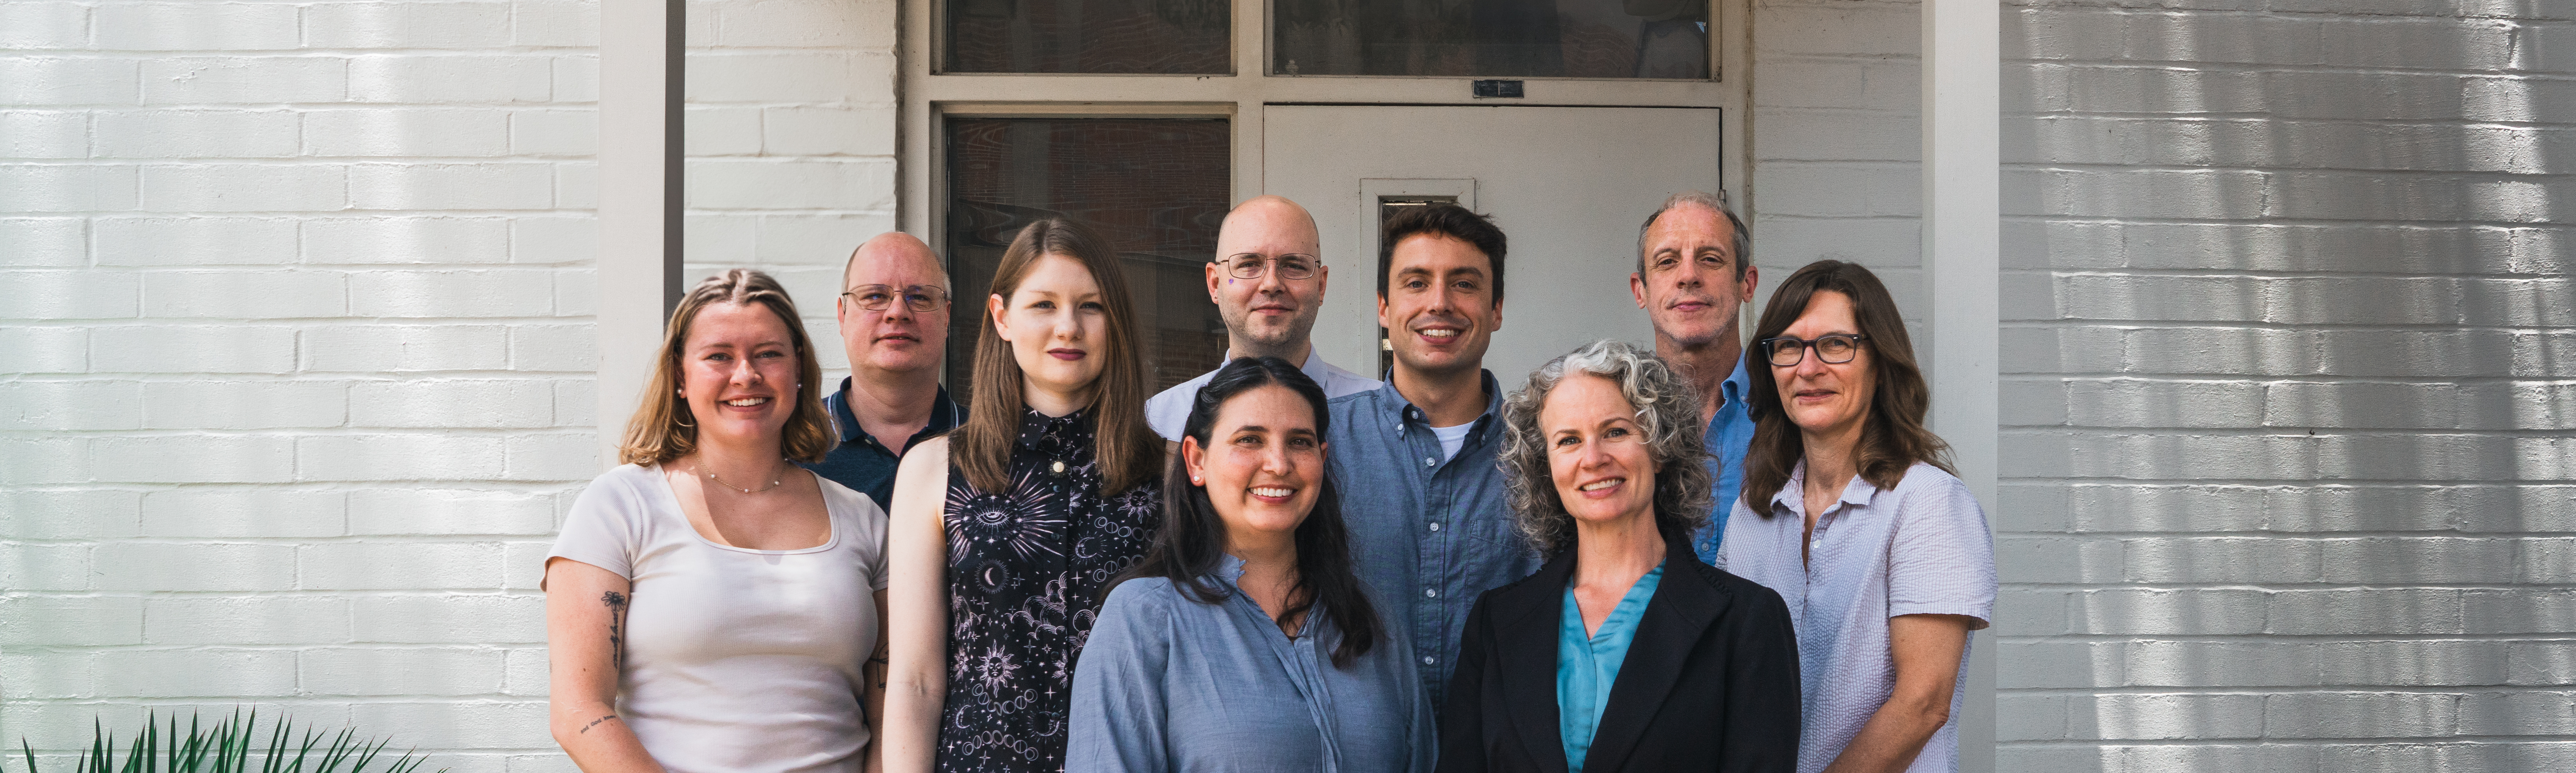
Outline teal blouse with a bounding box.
[1555,562,1665,773]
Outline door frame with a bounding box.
[895,0,1755,240]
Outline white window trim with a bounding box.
[896,0,1753,238]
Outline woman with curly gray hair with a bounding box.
[1437,339,1801,773]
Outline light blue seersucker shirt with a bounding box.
[1715,461,1997,773]
[1066,555,1435,773]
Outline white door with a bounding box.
[1266,104,1725,385]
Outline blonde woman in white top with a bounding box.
[546,269,892,773]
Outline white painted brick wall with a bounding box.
[0,1,605,770]
[1997,0,2576,770]
[682,0,902,380]
[1752,0,1928,342]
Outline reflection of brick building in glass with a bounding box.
[944,118,1234,405]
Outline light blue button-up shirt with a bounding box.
[1066,556,1434,773]
[1327,372,1542,711]
[1694,353,1758,564]
[1716,461,1997,773]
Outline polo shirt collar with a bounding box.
[1771,460,1882,515]
[828,377,961,447]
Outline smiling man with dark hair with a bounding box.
[1328,203,1537,715]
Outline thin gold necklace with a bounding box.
[700,460,788,494]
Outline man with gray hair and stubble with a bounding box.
[1631,190,1760,564]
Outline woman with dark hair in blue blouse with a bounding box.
[1067,356,1434,773]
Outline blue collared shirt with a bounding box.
[1327,371,1541,710]
[1066,555,1434,773]
[799,378,962,511]
[1148,349,1381,442]
[1557,562,1665,773]
[1694,353,1757,564]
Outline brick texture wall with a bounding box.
[0,2,603,770]
[12,0,2571,770]
[1995,0,2576,769]
[1752,0,1927,336]
[681,0,898,379]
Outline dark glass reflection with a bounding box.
[946,0,1230,74]
[943,118,1233,404]
[1273,0,1708,79]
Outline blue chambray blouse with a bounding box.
[1067,555,1436,773]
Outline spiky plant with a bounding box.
[13,708,447,773]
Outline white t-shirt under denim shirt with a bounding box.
[1715,460,1996,773]
[1429,421,1475,462]
[547,463,891,773]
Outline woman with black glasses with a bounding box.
[1715,260,1997,773]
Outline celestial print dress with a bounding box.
[938,408,1163,773]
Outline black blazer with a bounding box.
[1437,535,1801,773]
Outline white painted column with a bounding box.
[596,0,681,467]
[1923,0,2000,768]
[1923,5,2000,498]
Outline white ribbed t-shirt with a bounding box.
[548,463,890,773]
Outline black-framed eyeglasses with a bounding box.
[1759,334,1868,366]
[1218,252,1319,280]
[841,284,950,312]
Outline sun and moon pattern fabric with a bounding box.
[938,408,1163,773]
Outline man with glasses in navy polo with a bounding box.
[801,232,965,510]
[1631,191,1762,563]
[1144,195,1381,444]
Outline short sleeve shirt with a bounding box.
[547,464,891,773]
[1714,461,1996,773]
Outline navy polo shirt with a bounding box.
[800,377,963,511]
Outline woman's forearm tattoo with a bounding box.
[579,714,620,734]
[602,591,630,672]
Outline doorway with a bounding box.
[1267,104,1725,383]
[900,0,1749,386]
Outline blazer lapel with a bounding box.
[1495,552,1575,773]
[1578,539,1729,773]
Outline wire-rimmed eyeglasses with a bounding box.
[1758,334,1869,367]
[841,284,950,312]
[1217,252,1319,280]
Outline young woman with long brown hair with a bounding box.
[544,269,891,772]
[1714,260,1997,773]
[880,219,1165,773]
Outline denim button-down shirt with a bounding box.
[1327,371,1540,710]
[1694,353,1757,564]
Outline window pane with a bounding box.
[946,0,1230,74]
[944,118,1233,405]
[1273,0,1709,79]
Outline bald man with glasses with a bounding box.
[801,232,965,510]
[1144,195,1381,443]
